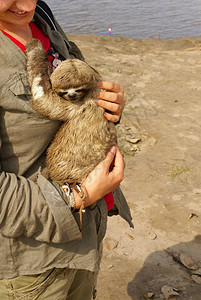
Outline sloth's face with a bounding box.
[57,87,89,102]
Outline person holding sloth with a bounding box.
[0,0,133,299]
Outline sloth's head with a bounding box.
[50,59,100,103]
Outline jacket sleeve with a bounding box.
[0,142,81,243]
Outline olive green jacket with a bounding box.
[0,11,133,279]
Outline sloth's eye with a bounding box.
[76,88,88,93]
[58,92,67,97]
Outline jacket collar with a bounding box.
[33,12,70,59]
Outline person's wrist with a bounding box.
[72,184,88,210]
[73,191,84,210]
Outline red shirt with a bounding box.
[0,22,54,65]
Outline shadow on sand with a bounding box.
[127,235,201,300]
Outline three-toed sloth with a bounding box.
[26,38,117,186]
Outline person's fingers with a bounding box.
[103,112,120,123]
[111,146,125,176]
[97,81,122,93]
[98,90,121,103]
[97,82,126,123]
[97,98,121,113]
[101,145,117,171]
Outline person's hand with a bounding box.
[97,81,126,123]
[73,145,124,209]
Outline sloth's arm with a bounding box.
[26,39,69,121]
[26,38,52,93]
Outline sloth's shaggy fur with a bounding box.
[26,38,117,185]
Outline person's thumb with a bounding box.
[102,145,117,170]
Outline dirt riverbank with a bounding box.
[68,34,201,300]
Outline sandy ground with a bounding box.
[69,34,201,300]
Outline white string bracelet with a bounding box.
[71,183,87,231]
[62,183,75,211]
[62,183,87,231]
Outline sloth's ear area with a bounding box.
[85,63,102,82]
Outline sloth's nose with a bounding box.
[68,92,77,99]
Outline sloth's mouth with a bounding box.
[61,93,81,102]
